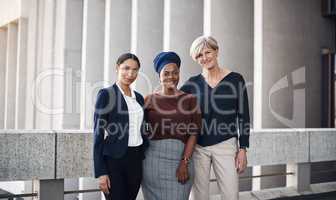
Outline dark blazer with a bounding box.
[93,83,149,178]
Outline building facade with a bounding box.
[0,0,335,199]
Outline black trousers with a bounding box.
[104,146,143,200]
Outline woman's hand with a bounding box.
[176,161,189,184]
[235,149,247,174]
[98,175,111,194]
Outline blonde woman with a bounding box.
[181,36,250,200]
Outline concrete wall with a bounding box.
[262,0,335,129]
[56,131,94,179]
[1,129,335,186]
[0,130,55,181]
[261,0,336,189]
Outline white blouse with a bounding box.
[117,84,144,147]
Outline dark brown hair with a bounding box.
[116,53,141,68]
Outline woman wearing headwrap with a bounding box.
[141,51,202,200]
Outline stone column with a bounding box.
[79,0,106,200]
[134,0,164,94]
[32,0,83,197]
[80,0,105,130]
[15,18,28,129]
[4,23,18,129]
[0,28,7,129]
[287,163,311,192]
[34,0,55,129]
[25,0,38,129]
[169,0,203,84]
[33,179,65,200]
[252,0,263,191]
[33,0,82,129]
[104,0,132,85]
[54,0,84,199]
[51,0,83,130]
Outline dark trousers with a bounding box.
[104,146,143,200]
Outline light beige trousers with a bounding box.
[190,138,238,200]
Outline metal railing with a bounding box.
[0,172,296,199]
[0,189,101,199]
[1,169,336,199]
[0,192,37,199]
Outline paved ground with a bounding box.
[272,191,336,200]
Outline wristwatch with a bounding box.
[239,147,247,152]
[181,157,190,164]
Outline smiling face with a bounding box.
[195,46,219,70]
[116,58,140,86]
[159,63,180,90]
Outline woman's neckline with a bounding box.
[154,91,186,98]
[199,71,234,89]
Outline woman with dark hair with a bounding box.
[141,51,202,200]
[181,36,250,200]
[93,53,148,200]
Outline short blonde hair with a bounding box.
[190,35,219,61]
